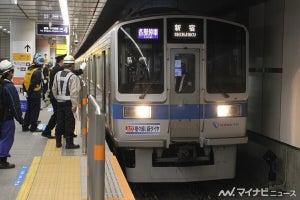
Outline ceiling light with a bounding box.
[59,0,70,25]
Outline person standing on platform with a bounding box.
[42,61,51,101]
[52,55,80,149]
[22,54,44,132]
[41,54,85,139]
[0,60,23,169]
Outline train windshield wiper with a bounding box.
[215,86,230,98]
[139,83,152,99]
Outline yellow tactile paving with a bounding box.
[16,157,41,200]
[17,139,83,200]
[17,137,135,200]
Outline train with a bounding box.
[76,15,249,182]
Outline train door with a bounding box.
[170,48,201,140]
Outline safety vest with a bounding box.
[55,70,74,101]
[23,67,42,91]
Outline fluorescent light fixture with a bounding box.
[59,0,69,25]
[0,26,2,29]
[11,0,17,4]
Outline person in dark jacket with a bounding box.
[0,60,23,169]
[41,54,85,139]
[42,61,51,100]
[22,54,44,132]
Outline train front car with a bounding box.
[112,16,248,182]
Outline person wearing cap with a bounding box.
[52,55,80,149]
[0,60,23,169]
[42,54,85,139]
[22,54,46,133]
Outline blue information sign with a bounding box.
[37,24,69,36]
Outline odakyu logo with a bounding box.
[212,121,239,128]
[213,121,219,128]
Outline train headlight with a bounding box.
[217,105,241,117]
[123,106,151,118]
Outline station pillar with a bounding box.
[10,19,36,111]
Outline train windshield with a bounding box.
[117,19,164,94]
[206,20,247,93]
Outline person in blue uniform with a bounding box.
[22,54,44,132]
[52,55,80,149]
[41,54,85,139]
[0,60,23,169]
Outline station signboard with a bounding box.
[37,24,69,36]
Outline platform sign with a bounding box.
[37,24,69,36]
[12,41,33,85]
[12,53,31,61]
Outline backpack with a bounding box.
[23,67,42,92]
[0,79,8,124]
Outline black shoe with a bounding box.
[65,144,80,149]
[0,158,15,169]
[22,127,30,132]
[30,128,43,132]
[56,143,62,148]
[41,133,55,139]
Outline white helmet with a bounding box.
[34,56,45,65]
[63,55,75,64]
[0,60,14,75]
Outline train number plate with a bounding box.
[125,123,160,134]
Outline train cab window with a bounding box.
[117,19,164,94]
[206,20,247,94]
[174,54,195,93]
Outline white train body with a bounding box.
[78,15,249,182]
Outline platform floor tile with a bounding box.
[17,140,83,200]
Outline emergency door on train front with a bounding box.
[170,48,201,139]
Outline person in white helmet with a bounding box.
[52,55,80,149]
[41,54,85,139]
[0,60,23,169]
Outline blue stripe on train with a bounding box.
[112,103,247,119]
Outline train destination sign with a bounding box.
[167,18,203,43]
[138,28,159,39]
[37,24,69,36]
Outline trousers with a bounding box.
[0,120,15,158]
[55,101,75,139]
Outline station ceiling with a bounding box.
[0,0,266,58]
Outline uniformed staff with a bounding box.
[52,55,80,149]
[22,54,44,132]
[41,54,85,139]
[0,60,23,169]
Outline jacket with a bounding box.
[0,79,23,124]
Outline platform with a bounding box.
[0,102,134,200]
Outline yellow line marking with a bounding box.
[16,157,41,200]
[108,155,135,200]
